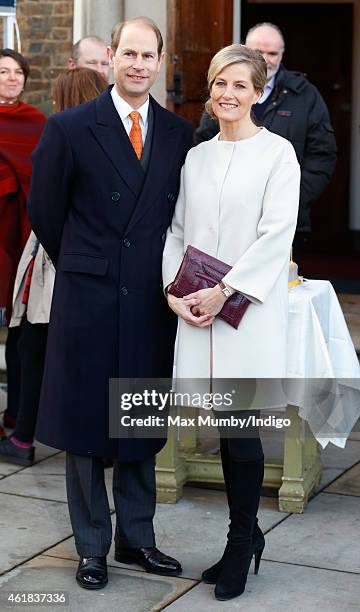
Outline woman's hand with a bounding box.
[167,292,214,327]
[183,285,227,317]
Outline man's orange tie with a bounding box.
[129,111,143,160]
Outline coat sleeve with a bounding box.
[27,116,74,265]
[222,143,301,304]
[162,165,187,291]
[299,86,337,227]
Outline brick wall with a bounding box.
[15,0,74,105]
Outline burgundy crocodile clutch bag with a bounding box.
[167,245,251,329]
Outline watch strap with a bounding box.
[219,280,232,299]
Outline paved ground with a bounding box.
[0,383,359,612]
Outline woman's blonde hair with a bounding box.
[205,44,267,118]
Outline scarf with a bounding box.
[0,100,46,323]
[0,100,46,198]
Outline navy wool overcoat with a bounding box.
[28,89,193,461]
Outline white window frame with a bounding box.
[0,5,21,50]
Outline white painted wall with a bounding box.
[73,0,124,44]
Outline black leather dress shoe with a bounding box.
[0,437,34,466]
[76,556,108,590]
[114,546,182,576]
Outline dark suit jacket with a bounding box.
[28,88,193,460]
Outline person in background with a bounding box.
[0,49,46,437]
[0,67,108,464]
[68,36,110,80]
[38,35,110,117]
[163,44,300,601]
[194,22,337,247]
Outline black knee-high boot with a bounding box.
[214,453,265,601]
[202,439,265,585]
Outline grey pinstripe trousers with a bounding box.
[65,453,156,557]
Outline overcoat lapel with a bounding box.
[126,96,184,233]
[90,88,144,197]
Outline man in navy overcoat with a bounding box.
[28,17,193,590]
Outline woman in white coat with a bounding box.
[163,45,300,601]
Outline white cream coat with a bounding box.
[162,128,300,380]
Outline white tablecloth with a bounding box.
[286,280,360,448]
[173,280,359,449]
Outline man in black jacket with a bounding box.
[195,22,337,238]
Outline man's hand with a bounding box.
[167,293,214,327]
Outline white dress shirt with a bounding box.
[257,72,277,105]
[110,85,149,144]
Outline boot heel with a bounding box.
[254,545,264,575]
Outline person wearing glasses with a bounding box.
[194,22,337,248]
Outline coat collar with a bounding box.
[91,87,185,231]
[90,87,144,196]
[275,65,307,95]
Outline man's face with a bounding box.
[108,23,163,108]
[71,39,110,80]
[246,26,284,81]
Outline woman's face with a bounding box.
[210,62,260,124]
[0,56,25,103]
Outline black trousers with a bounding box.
[4,326,22,420]
[66,453,157,557]
[12,321,48,442]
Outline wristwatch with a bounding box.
[218,280,232,299]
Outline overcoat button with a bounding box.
[167,193,175,203]
[120,286,128,295]
[111,191,120,201]
[123,238,131,247]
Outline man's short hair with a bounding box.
[246,22,285,50]
[71,35,107,62]
[111,17,163,57]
